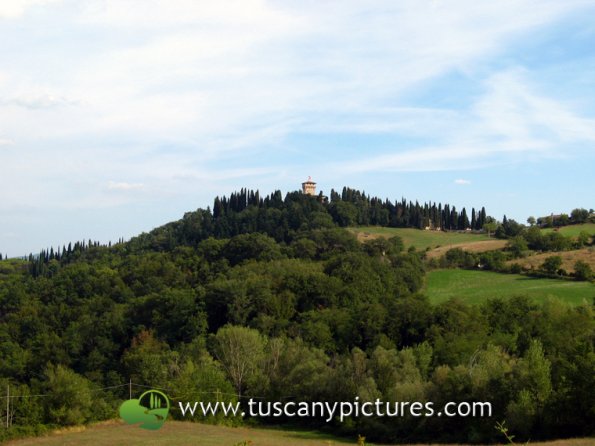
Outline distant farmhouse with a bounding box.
[424,219,441,231]
[537,209,594,227]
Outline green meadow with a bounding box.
[425,269,595,306]
[349,226,491,250]
[541,223,595,238]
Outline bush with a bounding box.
[574,260,593,281]
[510,263,522,274]
[541,256,562,275]
[43,365,95,426]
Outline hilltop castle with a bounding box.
[301,176,316,196]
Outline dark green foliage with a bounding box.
[362,236,404,257]
[42,365,97,426]
[541,256,563,274]
[496,217,525,239]
[570,208,590,224]
[507,236,528,258]
[574,260,593,281]
[222,233,283,266]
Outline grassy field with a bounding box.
[542,223,595,237]
[5,421,594,446]
[349,227,491,251]
[425,269,595,306]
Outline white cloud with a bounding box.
[107,181,145,191]
[454,179,471,185]
[78,0,290,28]
[0,0,62,19]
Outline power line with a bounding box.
[1,381,295,404]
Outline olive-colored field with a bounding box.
[349,227,491,251]
[425,269,595,306]
[5,421,594,446]
[425,240,508,259]
[506,248,595,274]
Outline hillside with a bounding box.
[1,188,594,445]
[5,421,595,446]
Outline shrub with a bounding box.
[541,256,562,274]
[574,260,593,281]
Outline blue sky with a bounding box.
[1,0,594,256]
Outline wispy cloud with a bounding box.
[4,1,592,151]
[336,69,595,174]
[1,93,78,109]
[107,181,145,191]
[454,179,471,185]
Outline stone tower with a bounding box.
[302,176,316,196]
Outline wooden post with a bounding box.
[129,379,132,400]
[5,384,8,428]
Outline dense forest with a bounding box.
[0,188,593,443]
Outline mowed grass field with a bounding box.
[349,227,491,251]
[5,421,594,446]
[425,269,595,306]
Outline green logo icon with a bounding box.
[119,389,170,430]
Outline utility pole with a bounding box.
[129,379,132,400]
[6,384,9,429]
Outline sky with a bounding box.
[1,0,594,257]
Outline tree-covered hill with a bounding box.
[0,188,593,444]
[126,186,489,253]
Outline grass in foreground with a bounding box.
[5,421,595,446]
[5,421,352,446]
[425,269,595,306]
[349,227,491,251]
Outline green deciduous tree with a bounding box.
[574,260,593,281]
[43,365,95,426]
[541,256,562,274]
[212,325,265,399]
[121,330,177,388]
